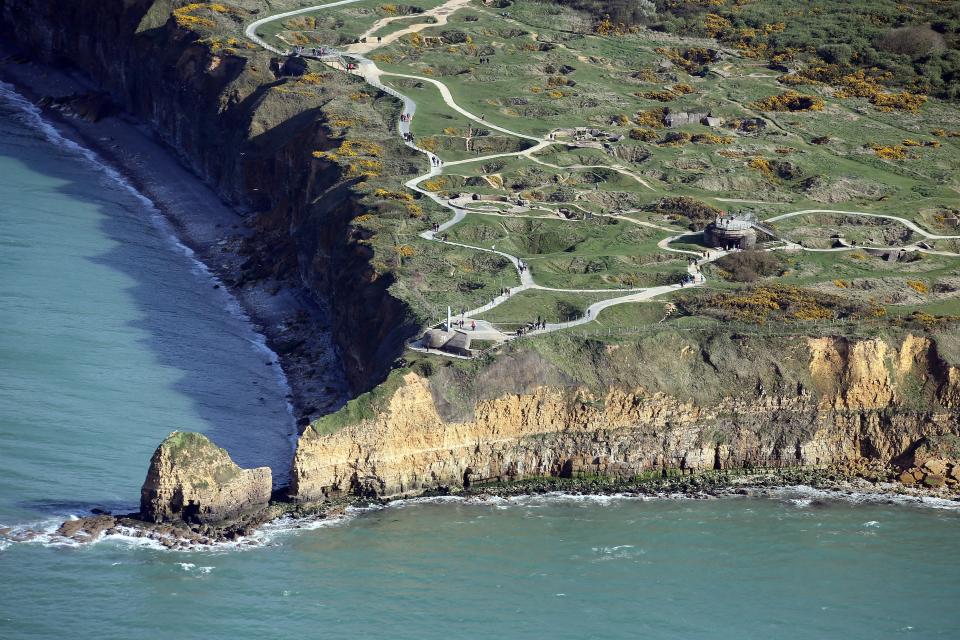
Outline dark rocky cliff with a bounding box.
[0,0,416,393]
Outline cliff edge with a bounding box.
[290,333,960,502]
[140,431,271,524]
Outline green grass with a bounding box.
[590,300,670,326]
[238,0,960,333]
[477,290,623,325]
[443,213,688,289]
[256,0,450,47]
[307,368,408,436]
[392,240,521,322]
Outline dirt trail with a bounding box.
[243,3,750,346]
[347,0,474,55]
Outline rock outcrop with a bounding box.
[140,432,271,524]
[290,334,960,502]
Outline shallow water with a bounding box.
[1,84,959,639]
[3,494,960,638]
[0,82,296,524]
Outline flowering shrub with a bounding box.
[629,128,657,141]
[686,285,857,323]
[751,91,824,112]
[907,280,928,294]
[634,107,667,128]
[748,157,773,175]
[870,144,907,160]
[172,3,236,29]
[313,140,384,178]
[692,133,733,144]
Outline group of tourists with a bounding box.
[295,46,331,57]
[516,318,546,337]
[477,56,492,64]
[403,131,415,142]
[430,156,443,167]
[430,222,442,234]
[400,113,412,122]
[452,318,476,331]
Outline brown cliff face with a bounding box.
[140,432,271,524]
[0,0,415,392]
[290,334,960,502]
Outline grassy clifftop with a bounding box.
[8,0,957,400]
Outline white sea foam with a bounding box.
[771,485,960,511]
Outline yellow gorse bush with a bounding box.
[907,280,928,294]
[172,3,236,29]
[751,91,824,112]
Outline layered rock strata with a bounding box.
[291,335,960,502]
[140,431,271,524]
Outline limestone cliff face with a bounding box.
[141,432,271,524]
[290,334,960,502]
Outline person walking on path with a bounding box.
[471,320,476,331]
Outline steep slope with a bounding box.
[291,334,960,501]
[0,0,417,393]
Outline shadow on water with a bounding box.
[0,95,312,497]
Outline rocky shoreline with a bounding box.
[6,463,956,551]
[0,51,349,428]
[458,464,960,507]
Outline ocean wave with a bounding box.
[770,485,960,511]
[4,484,958,554]
[177,562,214,574]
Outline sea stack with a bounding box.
[140,431,272,525]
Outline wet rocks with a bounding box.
[140,432,271,525]
[923,474,946,489]
[37,91,114,122]
[56,515,116,542]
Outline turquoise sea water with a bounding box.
[1,84,959,639]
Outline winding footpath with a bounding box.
[245,1,960,349]
[244,0,712,328]
[766,209,960,241]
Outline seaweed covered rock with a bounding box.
[140,432,271,524]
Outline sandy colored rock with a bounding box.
[291,335,960,502]
[140,432,271,525]
[922,459,948,476]
[899,471,918,486]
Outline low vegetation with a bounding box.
[712,251,782,283]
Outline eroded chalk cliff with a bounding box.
[290,334,960,502]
